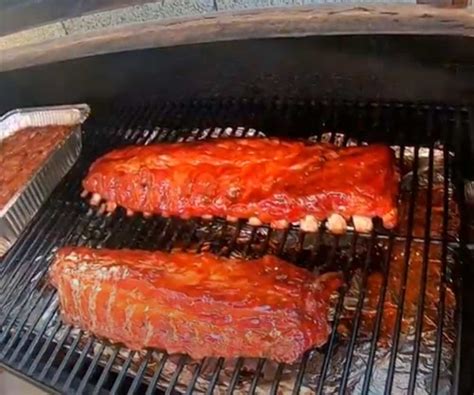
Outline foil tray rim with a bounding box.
[0,103,90,141]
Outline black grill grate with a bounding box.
[0,99,469,394]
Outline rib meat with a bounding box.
[82,138,399,232]
[50,247,342,363]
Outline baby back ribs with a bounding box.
[82,138,399,233]
[50,247,341,363]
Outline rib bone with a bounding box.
[326,214,347,234]
[352,215,373,233]
[300,215,320,232]
[90,193,101,206]
[248,217,262,226]
[271,219,289,229]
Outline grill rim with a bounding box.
[3,6,474,74]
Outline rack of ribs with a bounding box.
[82,138,399,234]
[50,247,342,363]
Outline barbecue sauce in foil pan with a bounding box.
[0,104,90,257]
[24,131,458,394]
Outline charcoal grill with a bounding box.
[0,98,471,394]
[1,3,474,391]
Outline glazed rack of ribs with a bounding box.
[51,247,342,363]
[81,138,399,234]
[0,99,467,395]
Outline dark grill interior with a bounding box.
[0,99,469,394]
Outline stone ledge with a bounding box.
[0,0,419,51]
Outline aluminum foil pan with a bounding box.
[0,104,90,257]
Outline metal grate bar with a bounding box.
[50,329,84,385]
[293,224,328,395]
[249,358,266,394]
[431,143,451,392]
[38,324,73,381]
[91,347,121,395]
[184,359,205,395]
[126,350,152,395]
[316,235,355,395]
[270,363,285,395]
[166,355,187,394]
[338,231,377,392]
[4,292,58,363]
[205,357,224,395]
[384,146,420,393]
[26,318,62,375]
[227,358,245,394]
[407,143,435,393]
[76,342,107,394]
[145,353,169,395]
[62,336,95,392]
[109,351,136,393]
[361,235,395,392]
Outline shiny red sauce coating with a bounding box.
[82,138,399,227]
[50,247,342,363]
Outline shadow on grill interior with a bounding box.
[0,34,473,394]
